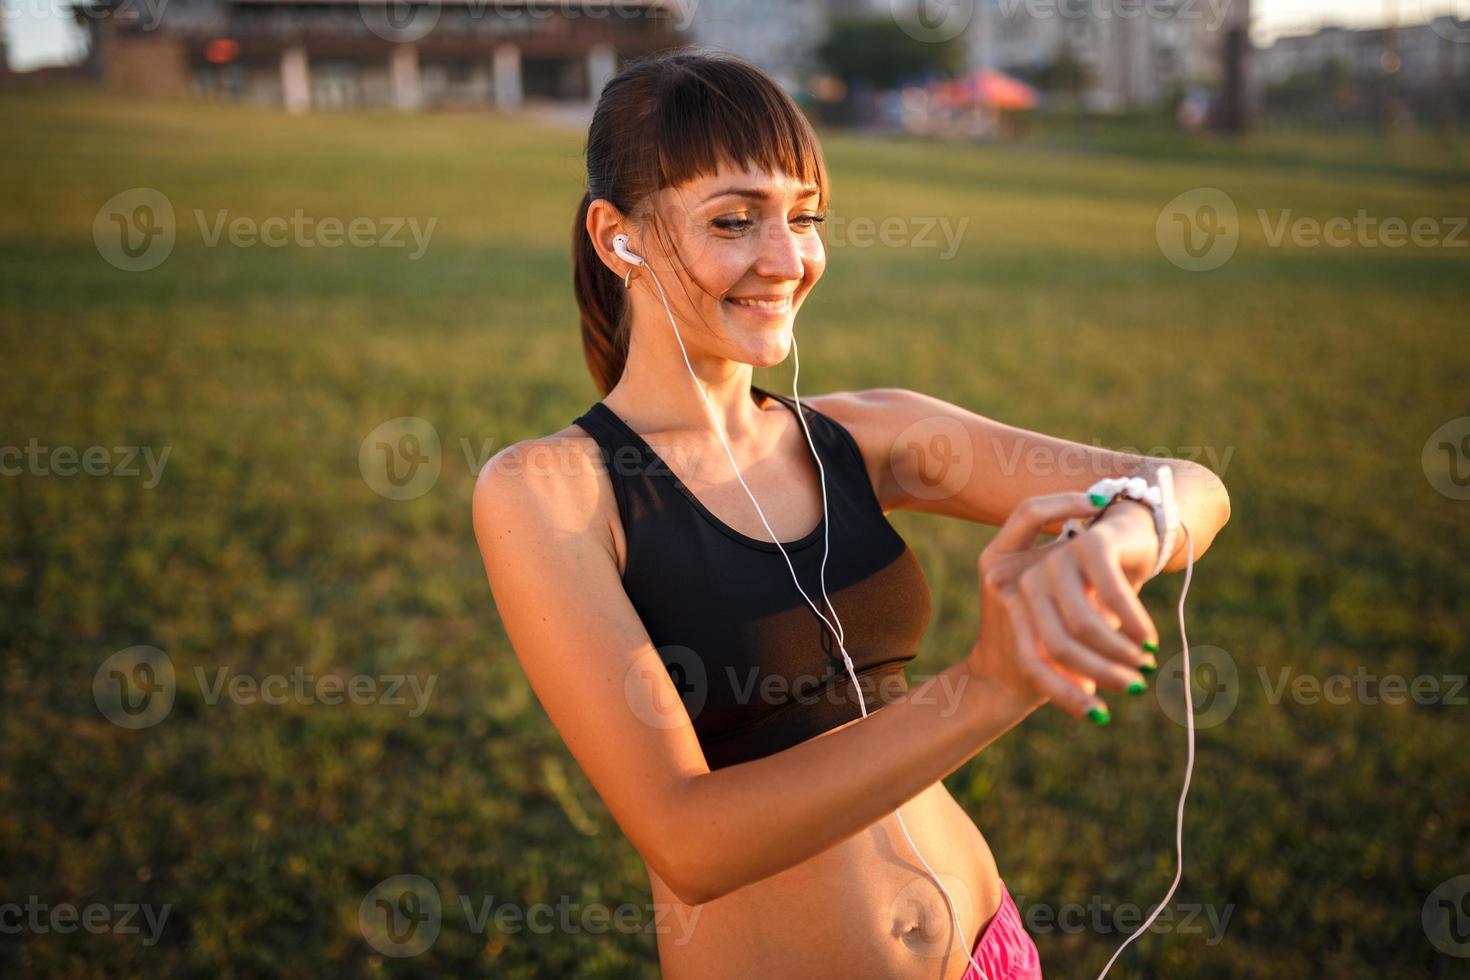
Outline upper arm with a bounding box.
[817,387,1205,530]
[470,438,710,896]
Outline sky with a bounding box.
[2,0,1467,72]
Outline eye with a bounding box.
[712,215,754,232]
[794,213,827,230]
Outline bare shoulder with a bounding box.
[798,387,942,514]
[471,421,618,567]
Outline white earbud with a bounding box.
[612,233,644,267]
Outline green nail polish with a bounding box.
[1128,679,1147,696]
[1142,640,1159,655]
[1087,706,1111,726]
[1089,493,1110,507]
[1139,656,1157,674]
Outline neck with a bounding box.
[605,322,771,442]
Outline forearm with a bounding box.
[664,656,1037,905]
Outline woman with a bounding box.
[472,50,1230,980]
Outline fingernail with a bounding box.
[1089,493,1110,507]
[1139,655,1157,674]
[1142,640,1159,655]
[1086,706,1111,726]
[1127,678,1147,696]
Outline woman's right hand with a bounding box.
[965,491,1160,723]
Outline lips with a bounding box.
[724,295,793,313]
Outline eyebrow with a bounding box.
[703,185,821,204]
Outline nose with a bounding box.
[753,220,808,283]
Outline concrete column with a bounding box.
[390,42,422,110]
[587,42,616,100]
[494,42,522,110]
[281,44,310,115]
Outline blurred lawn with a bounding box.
[2,85,1468,979]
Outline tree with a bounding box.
[815,15,965,90]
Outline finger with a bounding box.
[1076,538,1160,653]
[1050,560,1155,670]
[1002,592,1108,720]
[1020,575,1144,693]
[989,492,1103,555]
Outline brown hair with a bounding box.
[572,47,829,396]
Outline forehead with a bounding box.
[673,158,821,205]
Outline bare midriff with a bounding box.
[646,718,1002,980]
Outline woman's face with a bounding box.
[635,158,827,368]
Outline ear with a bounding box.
[586,198,633,277]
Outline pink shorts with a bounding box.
[961,883,1043,980]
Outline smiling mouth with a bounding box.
[724,296,793,313]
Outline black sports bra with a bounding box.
[572,384,933,770]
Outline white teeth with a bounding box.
[727,297,791,311]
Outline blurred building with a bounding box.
[682,0,831,92]
[67,0,686,112]
[1256,18,1469,92]
[968,0,1251,111]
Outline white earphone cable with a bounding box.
[634,258,993,980]
[1094,520,1195,978]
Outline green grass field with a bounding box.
[2,85,1468,978]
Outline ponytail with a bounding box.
[572,189,628,397]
